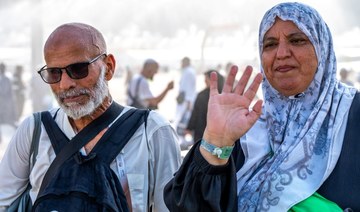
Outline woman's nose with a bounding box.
[276,42,291,59]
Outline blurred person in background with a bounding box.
[13,65,26,122]
[175,57,197,148]
[30,69,53,113]
[0,62,17,144]
[127,58,174,110]
[339,67,354,86]
[124,65,133,86]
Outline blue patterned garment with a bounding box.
[236,2,357,211]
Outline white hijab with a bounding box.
[236,2,357,211]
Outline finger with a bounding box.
[222,65,238,93]
[209,71,219,96]
[252,99,263,115]
[248,99,263,124]
[243,73,263,102]
[233,66,253,95]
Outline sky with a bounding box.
[0,0,360,72]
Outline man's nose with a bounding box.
[58,69,76,89]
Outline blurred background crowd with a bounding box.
[1,0,360,159]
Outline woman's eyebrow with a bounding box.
[263,31,307,41]
[286,32,307,38]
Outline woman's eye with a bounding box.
[290,38,307,45]
[263,42,277,49]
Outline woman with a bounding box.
[164,2,359,211]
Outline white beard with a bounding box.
[54,67,109,119]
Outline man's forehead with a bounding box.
[46,27,90,48]
[44,23,105,53]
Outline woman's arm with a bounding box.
[164,66,263,211]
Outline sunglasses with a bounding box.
[38,53,106,84]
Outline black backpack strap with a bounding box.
[41,102,123,154]
[7,113,42,212]
[94,108,150,164]
[30,112,42,169]
[134,77,142,99]
[94,108,149,211]
[39,102,124,193]
[40,111,69,154]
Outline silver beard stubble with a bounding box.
[53,66,109,119]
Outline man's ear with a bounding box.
[104,54,116,80]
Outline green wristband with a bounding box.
[200,139,234,159]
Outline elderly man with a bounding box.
[0,23,181,211]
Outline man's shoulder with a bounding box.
[129,74,142,84]
[198,88,209,96]
[122,107,171,128]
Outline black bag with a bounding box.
[176,91,185,104]
[32,104,149,212]
[128,77,146,109]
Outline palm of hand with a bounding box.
[203,66,263,146]
[207,93,254,141]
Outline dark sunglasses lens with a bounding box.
[42,68,62,83]
[67,63,89,79]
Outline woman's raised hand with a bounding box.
[201,65,263,164]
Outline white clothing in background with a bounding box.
[175,66,196,126]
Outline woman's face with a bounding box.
[261,19,318,96]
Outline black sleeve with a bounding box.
[186,94,201,131]
[164,141,238,212]
[317,92,360,211]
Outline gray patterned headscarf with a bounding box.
[236,2,357,211]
